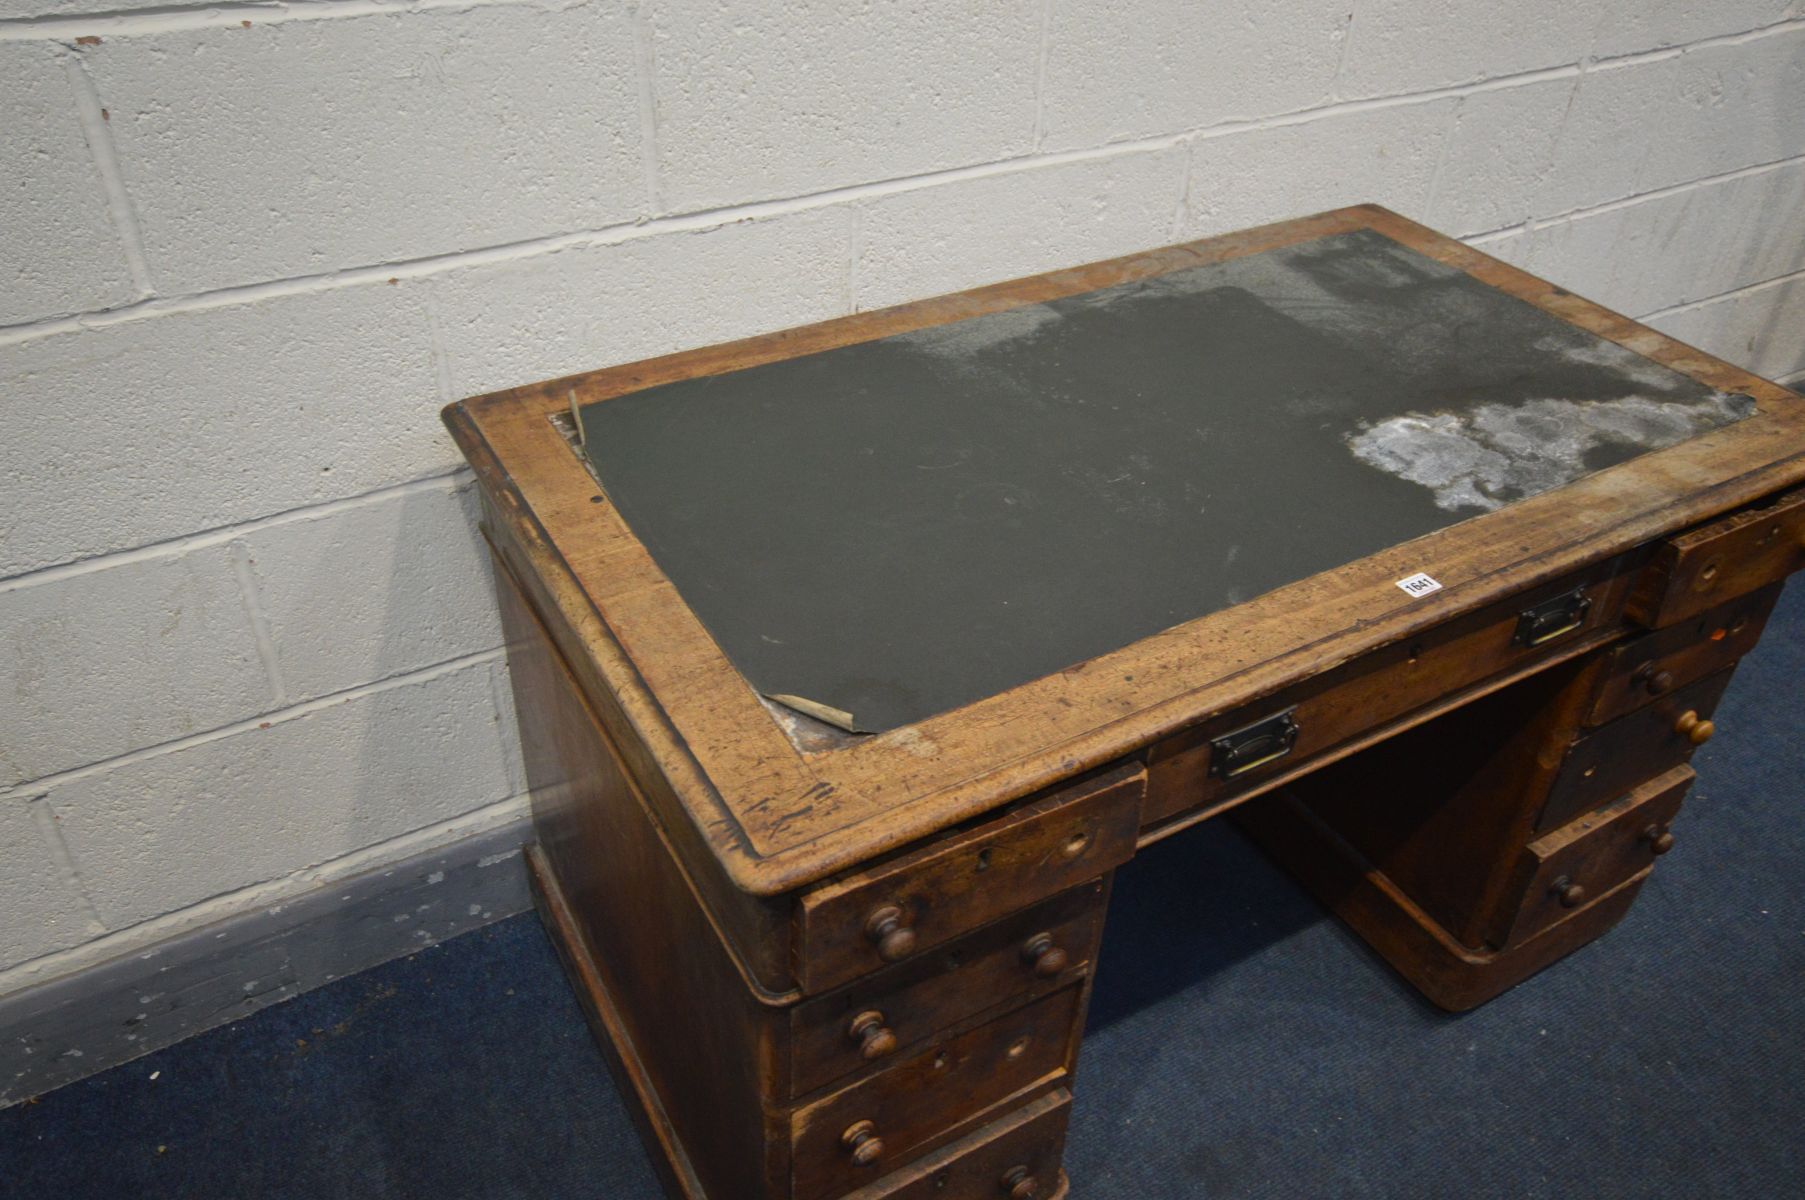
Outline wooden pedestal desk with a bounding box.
[444,206,1805,1200]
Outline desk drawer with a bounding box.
[1540,669,1732,832]
[1504,766,1692,945]
[1585,584,1779,728]
[1145,563,1632,827]
[795,764,1141,995]
[790,986,1079,1200]
[840,1088,1070,1200]
[1628,486,1805,628]
[790,881,1104,1099]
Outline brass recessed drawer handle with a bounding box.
[1674,710,1715,746]
[1020,932,1069,978]
[1514,588,1591,648]
[841,1119,884,1166]
[1209,708,1299,779]
[864,903,918,962]
[846,1010,897,1061]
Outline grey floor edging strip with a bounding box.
[0,816,533,1107]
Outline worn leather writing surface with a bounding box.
[577,229,1751,733]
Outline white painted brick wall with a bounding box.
[1477,159,1805,316]
[1653,275,1805,381]
[44,658,516,929]
[0,801,101,968]
[0,546,268,788]
[1589,0,1802,57]
[1180,101,1457,239]
[82,5,647,293]
[1337,0,1597,98]
[236,478,502,704]
[0,284,446,577]
[2,0,1802,990]
[432,209,852,397]
[853,148,1189,311]
[648,0,1042,212]
[0,43,135,323]
[1426,77,1580,235]
[1036,1,1348,150]
[1543,31,1805,214]
[6,0,174,14]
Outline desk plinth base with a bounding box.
[1238,792,1647,1011]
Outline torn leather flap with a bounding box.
[767,693,869,734]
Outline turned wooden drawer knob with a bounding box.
[1000,1165,1039,1199]
[847,1010,898,1061]
[1021,932,1069,978]
[864,904,917,961]
[841,1120,884,1166]
[1642,667,1675,696]
[1552,876,1587,909]
[1642,824,1677,855]
[1674,710,1715,746]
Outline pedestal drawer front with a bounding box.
[1505,766,1692,946]
[790,985,1079,1200]
[1585,584,1779,728]
[795,764,1141,995]
[1540,669,1732,832]
[841,1089,1071,1200]
[790,881,1104,1100]
[1628,485,1805,628]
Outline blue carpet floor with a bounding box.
[4,583,1801,1199]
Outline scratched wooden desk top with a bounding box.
[446,205,1805,893]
